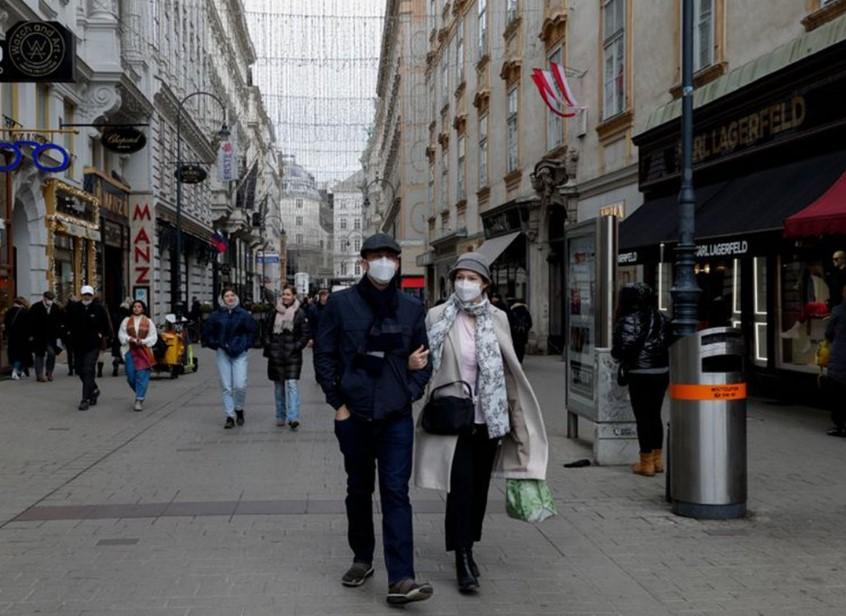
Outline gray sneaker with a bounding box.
[341,562,374,587]
[386,579,434,605]
[133,399,143,412]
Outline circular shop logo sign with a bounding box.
[8,22,68,78]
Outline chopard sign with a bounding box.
[0,22,76,82]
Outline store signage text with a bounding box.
[696,240,749,258]
[101,127,147,154]
[600,201,625,218]
[218,141,235,182]
[129,198,155,296]
[693,96,806,164]
[176,164,207,184]
[0,140,70,172]
[618,251,638,265]
[0,21,76,83]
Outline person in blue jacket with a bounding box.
[314,233,434,605]
[202,287,257,429]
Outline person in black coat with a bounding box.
[509,299,533,363]
[611,283,671,477]
[65,286,112,410]
[3,297,31,379]
[28,291,65,382]
[314,233,433,604]
[825,283,846,436]
[263,285,311,431]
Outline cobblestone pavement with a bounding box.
[1,349,845,615]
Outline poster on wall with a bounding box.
[566,228,597,415]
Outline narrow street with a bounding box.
[1,350,845,615]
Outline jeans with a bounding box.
[216,349,248,417]
[77,348,99,401]
[627,372,670,453]
[34,346,56,378]
[124,352,151,401]
[334,413,415,585]
[274,379,300,422]
[445,425,500,552]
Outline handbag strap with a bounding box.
[430,380,473,398]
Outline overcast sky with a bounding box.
[245,0,385,186]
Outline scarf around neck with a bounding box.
[273,298,300,334]
[357,274,398,321]
[427,294,510,439]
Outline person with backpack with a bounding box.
[611,283,671,477]
[509,298,533,363]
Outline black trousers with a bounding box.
[627,372,669,453]
[77,349,99,402]
[445,424,500,552]
[825,376,846,429]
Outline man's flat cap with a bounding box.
[360,233,401,257]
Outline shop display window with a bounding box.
[753,257,768,365]
[779,257,831,372]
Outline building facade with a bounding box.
[280,156,328,289]
[332,171,365,284]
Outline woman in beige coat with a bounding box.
[410,252,549,594]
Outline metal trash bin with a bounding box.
[669,327,747,519]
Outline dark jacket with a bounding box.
[202,305,257,358]
[307,302,326,340]
[612,308,671,371]
[3,305,31,364]
[65,301,112,354]
[28,301,65,354]
[263,307,311,380]
[510,303,533,341]
[826,302,846,384]
[314,281,432,420]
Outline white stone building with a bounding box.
[331,171,365,283]
[280,156,327,288]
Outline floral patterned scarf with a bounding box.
[428,294,510,439]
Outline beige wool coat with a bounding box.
[413,302,549,492]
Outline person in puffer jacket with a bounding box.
[202,287,257,429]
[611,283,671,477]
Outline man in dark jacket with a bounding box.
[308,289,329,337]
[509,298,533,363]
[825,283,846,436]
[28,291,65,382]
[65,286,112,410]
[315,233,434,605]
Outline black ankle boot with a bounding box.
[467,546,480,578]
[97,361,103,378]
[455,548,479,594]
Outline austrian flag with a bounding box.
[531,63,580,118]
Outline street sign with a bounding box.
[256,252,280,264]
[101,126,147,154]
[176,164,207,184]
[0,21,76,82]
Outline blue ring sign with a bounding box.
[0,140,71,173]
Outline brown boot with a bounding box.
[632,452,655,476]
[652,449,664,473]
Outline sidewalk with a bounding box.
[0,350,845,615]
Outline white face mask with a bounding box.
[367,257,397,285]
[455,279,483,303]
[81,298,93,306]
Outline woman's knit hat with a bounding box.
[449,251,491,283]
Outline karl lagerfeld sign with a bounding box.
[0,21,77,83]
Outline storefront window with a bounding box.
[780,257,830,372]
[753,257,768,365]
[54,234,75,304]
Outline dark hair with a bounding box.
[43,291,55,300]
[281,284,298,295]
[221,286,236,296]
[131,300,148,315]
[616,283,657,318]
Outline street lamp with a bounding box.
[361,176,397,232]
[671,0,701,337]
[174,91,229,315]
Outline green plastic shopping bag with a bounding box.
[505,479,558,523]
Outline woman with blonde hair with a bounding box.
[411,252,549,594]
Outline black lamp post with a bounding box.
[174,91,229,315]
[671,0,700,337]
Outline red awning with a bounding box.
[785,170,846,238]
[401,276,425,289]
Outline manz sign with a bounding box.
[129,196,156,308]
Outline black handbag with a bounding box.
[421,381,475,436]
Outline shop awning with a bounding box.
[784,170,846,237]
[621,149,846,251]
[477,231,521,263]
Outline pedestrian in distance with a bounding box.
[189,296,202,343]
[411,252,550,594]
[509,298,533,363]
[202,287,257,429]
[824,284,846,436]
[263,285,311,431]
[28,291,65,382]
[118,300,158,412]
[308,288,329,340]
[2,296,32,380]
[611,283,672,476]
[314,232,434,605]
[110,298,132,377]
[65,286,112,411]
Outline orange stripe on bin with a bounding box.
[670,383,747,401]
